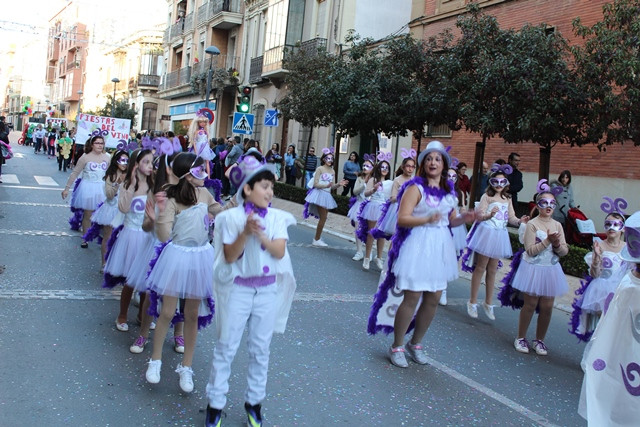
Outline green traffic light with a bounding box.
[238,104,249,113]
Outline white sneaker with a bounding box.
[405,342,428,365]
[514,338,530,354]
[532,339,548,356]
[439,290,448,306]
[374,257,384,270]
[312,239,328,247]
[352,251,364,261]
[149,321,156,330]
[129,336,148,354]
[362,258,370,270]
[466,301,478,319]
[482,302,496,320]
[175,363,194,393]
[388,346,408,368]
[133,292,140,307]
[146,359,162,384]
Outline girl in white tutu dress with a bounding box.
[145,153,228,393]
[358,157,392,271]
[570,201,630,342]
[83,150,129,270]
[103,149,155,332]
[303,147,348,247]
[507,186,569,355]
[371,152,416,244]
[578,211,640,426]
[188,111,215,177]
[368,141,476,368]
[347,156,374,261]
[463,164,529,320]
[61,133,111,248]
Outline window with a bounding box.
[424,123,452,138]
[142,102,158,131]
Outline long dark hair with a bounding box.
[166,153,204,206]
[558,169,572,186]
[84,135,104,154]
[153,152,180,193]
[286,144,296,158]
[395,157,415,177]
[417,151,452,192]
[104,150,128,182]
[486,171,511,199]
[124,148,154,192]
[371,160,391,184]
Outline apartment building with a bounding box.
[159,0,244,137]
[411,0,640,219]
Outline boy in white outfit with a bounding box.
[205,154,296,427]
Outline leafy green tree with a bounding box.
[97,96,137,127]
[572,0,640,147]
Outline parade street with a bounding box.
[0,140,587,426]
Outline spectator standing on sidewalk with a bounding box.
[342,151,361,196]
[475,161,490,201]
[456,162,471,206]
[303,147,318,186]
[550,170,576,226]
[506,153,523,209]
[284,144,297,185]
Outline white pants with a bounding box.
[206,284,277,408]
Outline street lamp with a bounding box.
[204,46,220,109]
[111,77,120,117]
[77,90,83,114]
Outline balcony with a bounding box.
[138,74,161,88]
[170,21,183,40]
[192,55,239,77]
[249,56,264,84]
[67,60,79,70]
[160,66,191,91]
[163,27,169,43]
[197,0,242,29]
[183,12,194,34]
[262,38,327,80]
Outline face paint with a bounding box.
[380,164,389,171]
[363,163,373,172]
[116,157,129,166]
[325,155,334,163]
[489,177,509,188]
[536,198,557,209]
[604,219,624,232]
[447,172,457,182]
[189,165,208,180]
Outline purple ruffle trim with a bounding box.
[460,222,479,272]
[368,177,454,335]
[104,224,124,263]
[204,178,223,204]
[348,196,357,210]
[568,275,594,342]
[355,200,371,242]
[302,189,318,219]
[370,200,392,240]
[147,290,215,330]
[102,272,126,289]
[497,249,528,310]
[82,221,101,243]
[146,240,171,280]
[68,208,83,231]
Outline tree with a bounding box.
[451,5,513,206]
[499,24,584,181]
[572,0,640,148]
[97,96,137,127]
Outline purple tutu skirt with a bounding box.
[452,224,467,254]
[71,180,105,211]
[90,196,119,226]
[511,260,569,297]
[466,222,512,259]
[127,237,160,292]
[348,199,365,223]
[359,200,384,222]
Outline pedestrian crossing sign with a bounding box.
[232,112,254,135]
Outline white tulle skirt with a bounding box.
[451,224,467,254]
[511,260,569,297]
[360,200,384,222]
[72,180,106,211]
[90,196,119,226]
[348,199,364,223]
[305,189,337,210]
[104,227,153,281]
[466,222,513,259]
[127,237,160,292]
[580,275,625,312]
[392,226,458,292]
[146,243,214,300]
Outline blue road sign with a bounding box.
[264,109,279,127]
[232,112,254,135]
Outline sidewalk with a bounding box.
[270,196,580,313]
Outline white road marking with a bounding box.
[13,153,25,158]
[1,185,61,191]
[34,176,59,186]
[0,201,68,208]
[1,174,19,184]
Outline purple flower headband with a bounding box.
[600,196,628,215]
[116,139,138,151]
[400,148,416,159]
[537,179,563,196]
[363,153,376,164]
[490,163,513,175]
[90,129,109,138]
[377,151,392,162]
[322,147,335,155]
[141,137,182,156]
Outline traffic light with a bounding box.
[236,86,252,113]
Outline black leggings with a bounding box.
[342,178,356,196]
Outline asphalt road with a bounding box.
[0,141,588,426]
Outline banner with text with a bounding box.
[76,114,131,148]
